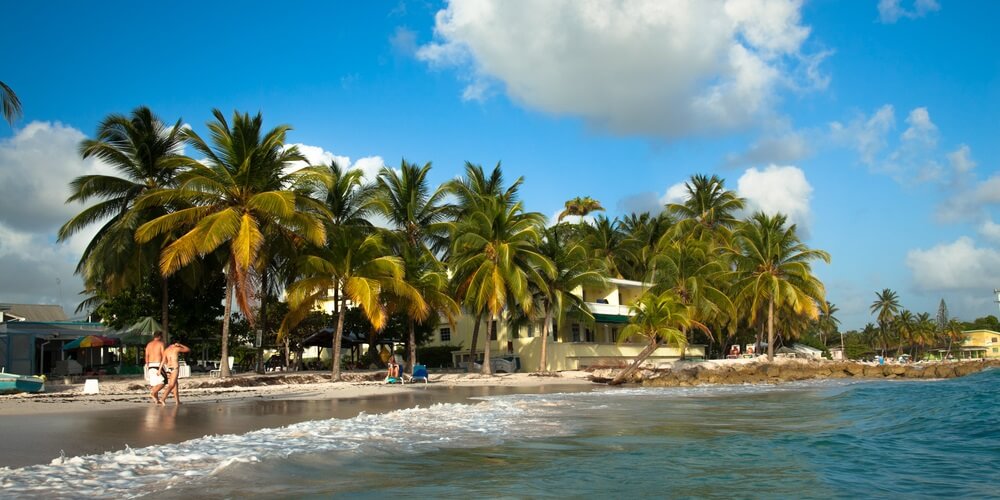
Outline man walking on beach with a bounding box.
[144,332,166,404]
[161,340,191,405]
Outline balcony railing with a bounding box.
[585,302,631,316]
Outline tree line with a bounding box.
[59,106,834,379]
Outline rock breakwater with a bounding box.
[591,359,999,386]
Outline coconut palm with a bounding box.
[58,106,187,339]
[0,80,21,125]
[942,318,965,359]
[816,301,841,347]
[536,226,606,372]
[451,198,554,375]
[913,312,935,358]
[372,159,452,252]
[445,162,524,367]
[895,310,915,356]
[617,212,674,282]
[729,212,830,361]
[281,229,424,380]
[870,288,901,356]
[584,215,627,279]
[135,109,326,377]
[558,196,604,222]
[666,174,745,242]
[394,246,459,370]
[609,291,707,385]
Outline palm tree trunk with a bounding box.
[258,270,268,374]
[332,295,346,380]
[481,316,494,375]
[220,271,234,378]
[610,338,658,385]
[161,277,170,344]
[767,298,775,361]
[468,312,482,373]
[539,306,553,373]
[408,319,417,373]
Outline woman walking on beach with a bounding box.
[161,341,191,405]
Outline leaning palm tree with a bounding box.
[58,106,187,339]
[536,226,606,372]
[0,80,21,125]
[281,229,425,380]
[135,109,327,377]
[870,288,901,356]
[558,196,604,222]
[729,212,830,361]
[609,291,707,385]
[451,198,554,375]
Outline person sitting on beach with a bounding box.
[160,340,191,405]
[386,358,401,381]
[144,332,166,404]
[728,345,741,358]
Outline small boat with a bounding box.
[0,372,45,394]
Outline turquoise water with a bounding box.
[3,369,998,498]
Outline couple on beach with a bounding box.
[144,332,190,405]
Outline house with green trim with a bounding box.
[423,278,704,372]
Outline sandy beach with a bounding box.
[0,370,596,468]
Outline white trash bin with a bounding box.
[83,379,100,394]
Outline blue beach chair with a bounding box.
[406,364,429,385]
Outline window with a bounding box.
[527,323,535,338]
[490,320,497,340]
[439,327,451,342]
[572,324,581,342]
[993,337,998,343]
[585,327,594,342]
[993,347,998,353]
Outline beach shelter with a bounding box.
[116,317,163,346]
[62,335,120,370]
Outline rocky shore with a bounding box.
[591,358,999,386]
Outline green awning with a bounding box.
[593,313,629,324]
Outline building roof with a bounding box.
[0,304,68,322]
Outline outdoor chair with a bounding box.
[405,364,429,385]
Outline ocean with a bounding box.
[2,368,997,499]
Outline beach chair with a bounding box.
[406,364,429,385]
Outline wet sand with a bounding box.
[0,384,594,468]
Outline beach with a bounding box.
[0,370,595,468]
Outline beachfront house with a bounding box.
[0,304,108,375]
[422,278,705,372]
[958,329,1000,360]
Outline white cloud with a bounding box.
[287,143,385,184]
[979,220,1000,244]
[418,0,826,138]
[937,173,1000,223]
[389,26,419,57]
[878,0,940,24]
[829,104,895,166]
[722,129,810,168]
[948,144,976,174]
[736,165,813,235]
[906,237,1000,291]
[0,121,114,315]
[659,182,691,206]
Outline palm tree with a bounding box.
[584,215,627,279]
[450,198,554,374]
[895,310,915,356]
[816,301,841,347]
[870,288,901,356]
[395,246,459,370]
[729,212,830,361]
[558,196,604,222]
[373,160,456,368]
[536,226,606,372]
[617,212,674,282]
[913,312,935,359]
[58,106,187,339]
[666,174,745,242]
[135,109,326,377]
[0,80,21,125]
[445,162,523,368]
[281,229,424,380]
[609,291,707,385]
[942,318,965,360]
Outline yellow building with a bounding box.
[960,329,1000,359]
[423,278,704,372]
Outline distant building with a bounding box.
[959,329,1000,359]
[422,278,705,372]
[0,303,105,375]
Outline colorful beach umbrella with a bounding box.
[62,335,119,350]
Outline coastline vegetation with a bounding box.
[59,107,988,378]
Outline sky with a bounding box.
[1,0,998,329]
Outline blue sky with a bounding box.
[1,0,998,329]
